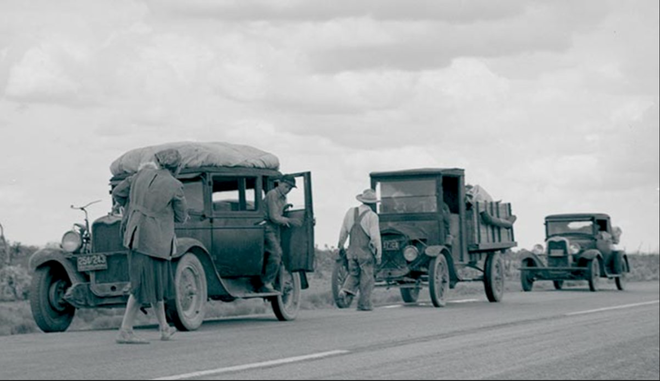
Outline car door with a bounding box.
[279,172,315,272]
[210,174,265,277]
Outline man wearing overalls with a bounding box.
[337,189,383,311]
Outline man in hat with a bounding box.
[337,189,382,311]
[259,174,300,293]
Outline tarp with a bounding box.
[110,142,280,176]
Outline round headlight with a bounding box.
[569,243,581,255]
[403,245,419,262]
[62,230,82,253]
[532,244,545,255]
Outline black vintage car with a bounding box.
[332,168,517,308]
[520,213,628,292]
[28,144,315,333]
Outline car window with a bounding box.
[182,179,204,213]
[547,220,593,235]
[212,176,257,212]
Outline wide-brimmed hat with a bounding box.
[280,175,297,188]
[356,189,378,204]
[155,148,182,171]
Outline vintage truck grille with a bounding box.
[379,234,410,278]
[91,216,124,253]
[547,239,568,257]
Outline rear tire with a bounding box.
[271,265,301,321]
[332,261,354,309]
[400,287,420,303]
[484,253,505,302]
[429,255,450,307]
[29,266,75,333]
[167,253,207,331]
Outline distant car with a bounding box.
[332,168,518,308]
[28,144,315,333]
[520,213,628,292]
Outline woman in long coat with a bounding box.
[112,148,189,344]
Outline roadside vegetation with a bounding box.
[1,243,658,336]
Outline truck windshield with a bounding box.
[547,220,594,236]
[377,179,437,214]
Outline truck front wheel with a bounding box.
[29,265,75,333]
[484,253,505,302]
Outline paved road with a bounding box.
[1,282,658,380]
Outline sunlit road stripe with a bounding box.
[153,350,350,380]
[565,300,659,316]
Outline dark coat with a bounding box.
[112,167,188,259]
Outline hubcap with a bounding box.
[48,279,69,312]
[179,266,200,317]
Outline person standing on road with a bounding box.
[259,174,300,293]
[337,189,382,311]
[112,148,189,344]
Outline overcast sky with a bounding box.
[0,0,658,253]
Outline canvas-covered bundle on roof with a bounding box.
[110,142,280,176]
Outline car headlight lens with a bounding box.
[62,230,82,253]
[403,245,419,262]
[532,244,545,255]
[569,243,581,255]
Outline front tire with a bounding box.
[587,258,600,292]
[484,253,505,302]
[615,261,628,291]
[29,266,75,333]
[429,255,450,307]
[271,265,301,321]
[553,281,564,290]
[331,261,354,309]
[520,262,534,292]
[167,253,207,331]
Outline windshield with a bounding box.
[547,219,595,236]
[376,179,437,214]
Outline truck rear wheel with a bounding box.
[429,255,450,307]
[29,266,75,333]
[167,253,207,331]
[332,261,354,309]
[271,265,301,321]
[484,253,505,302]
[400,287,420,303]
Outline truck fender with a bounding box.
[520,252,544,268]
[425,245,459,287]
[28,248,86,284]
[580,249,602,262]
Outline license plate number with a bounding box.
[550,250,565,257]
[77,254,108,271]
[384,241,400,251]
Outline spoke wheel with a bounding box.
[484,253,505,302]
[587,258,600,292]
[271,265,301,321]
[429,255,450,307]
[331,260,354,309]
[167,253,207,331]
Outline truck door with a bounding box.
[280,172,315,272]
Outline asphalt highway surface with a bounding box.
[0,281,658,380]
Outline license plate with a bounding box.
[384,240,400,251]
[550,250,565,257]
[77,254,108,271]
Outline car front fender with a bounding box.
[424,245,450,258]
[173,237,211,259]
[580,249,602,262]
[520,252,544,268]
[28,248,86,284]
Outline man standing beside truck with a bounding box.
[337,189,382,311]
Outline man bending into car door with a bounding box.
[337,189,382,311]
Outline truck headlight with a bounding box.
[62,230,82,253]
[403,245,419,262]
[532,244,545,255]
[569,243,581,255]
